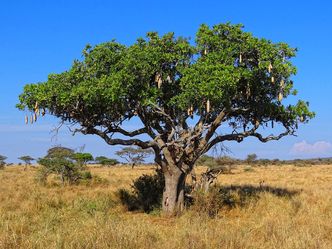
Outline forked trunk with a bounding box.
[162,169,187,215]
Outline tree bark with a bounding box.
[162,168,187,215]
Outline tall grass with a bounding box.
[0,165,331,249]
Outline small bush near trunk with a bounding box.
[118,169,164,213]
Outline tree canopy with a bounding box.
[18,155,35,165]
[95,156,119,166]
[17,23,314,213]
[116,146,153,167]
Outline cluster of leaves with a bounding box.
[37,146,93,185]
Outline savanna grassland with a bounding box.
[0,164,332,249]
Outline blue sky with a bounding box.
[0,0,331,163]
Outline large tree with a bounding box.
[17,23,314,214]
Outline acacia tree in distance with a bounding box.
[95,156,119,166]
[73,153,94,168]
[116,146,153,168]
[18,155,35,170]
[17,23,314,214]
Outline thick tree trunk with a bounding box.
[162,168,187,215]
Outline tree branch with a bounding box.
[204,128,293,153]
[106,126,148,137]
[79,127,157,149]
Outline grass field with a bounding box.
[0,164,332,249]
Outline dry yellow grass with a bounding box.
[0,164,332,249]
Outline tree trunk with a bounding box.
[162,168,187,215]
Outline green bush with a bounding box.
[95,156,119,166]
[37,146,94,185]
[118,169,164,213]
[81,171,93,180]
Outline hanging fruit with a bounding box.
[255,119,260,128]
[268,63,273,73]
[155,73,162,88]
[271,76,275,83]
[190,105,194,118]
[280,79,284,88]
[30,115,34,124]
[246,84,251,99]
[278,92,283,101]
[206,99,210,113]
[239,53,242,63]
[25,115,28,124]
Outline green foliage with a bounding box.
[37,146,93,185]
[73,153,94,167]
[46,146,74,159]
[18,155,34,165]
[17,23,314,145]
[95,156,119,166]
[80,170,92,180]
[118,169,164,213]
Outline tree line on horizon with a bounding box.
[1,150,332,169]
[0,145,154,168]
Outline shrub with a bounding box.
[246,153,257,165]
[37,146,94,185]
[81,171,93,180]
[95,156,119,166]
[190,187,224,217]
[118,169,164,213]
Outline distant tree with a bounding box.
[246,154,258,164]
[37,146,90,185]
[0,155,7,169]
[115,146,153,168]
[18,155,35,170]
[73,153,94,168]
[95,156,119,166]
[196,155,215,166]
[46,146,74,159]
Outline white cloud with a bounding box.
[290,140,332,156]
